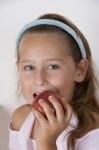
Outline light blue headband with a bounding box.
[16,19,86,58]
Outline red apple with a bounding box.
[33,91,60,115]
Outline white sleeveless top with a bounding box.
[8,112,99,150]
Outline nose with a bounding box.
[34,69,48,86]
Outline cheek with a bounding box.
[19,76,33,101]
[19,74,31,92]
[50,72,72,87]
[56,76,74,90]
[51,74,75,101]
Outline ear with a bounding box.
[74,59,89,82]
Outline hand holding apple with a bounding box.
[32,91,72,149]
[33,91,62,115]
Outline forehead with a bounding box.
[19,32,71,56]
[17,32,77,66]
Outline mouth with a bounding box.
[33,90,53,99]
[33,93,39,98]
[33,89,60,100]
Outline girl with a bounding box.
[9,13,99,150]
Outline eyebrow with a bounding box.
[20,58,65,63]
[20,60,35,63]
[45,58,65,62]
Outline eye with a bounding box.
[24,65,34,71]
[47,64,60,70]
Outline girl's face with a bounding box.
[18,33,82,104]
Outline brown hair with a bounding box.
[16,13,99,149]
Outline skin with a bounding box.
[14,32,88,150]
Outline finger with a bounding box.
[32,107,48,126]
[49,96,65,122]
[39,99,56,124]
[63,103,73,125]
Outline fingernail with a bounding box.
[39,99,44,104]
[49,95,54,101]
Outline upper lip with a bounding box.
[33,90,48,98]
[33,90,49,97]
[33,89,58,98]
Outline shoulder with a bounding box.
[76,128,99,150]
[11,104,32,131]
